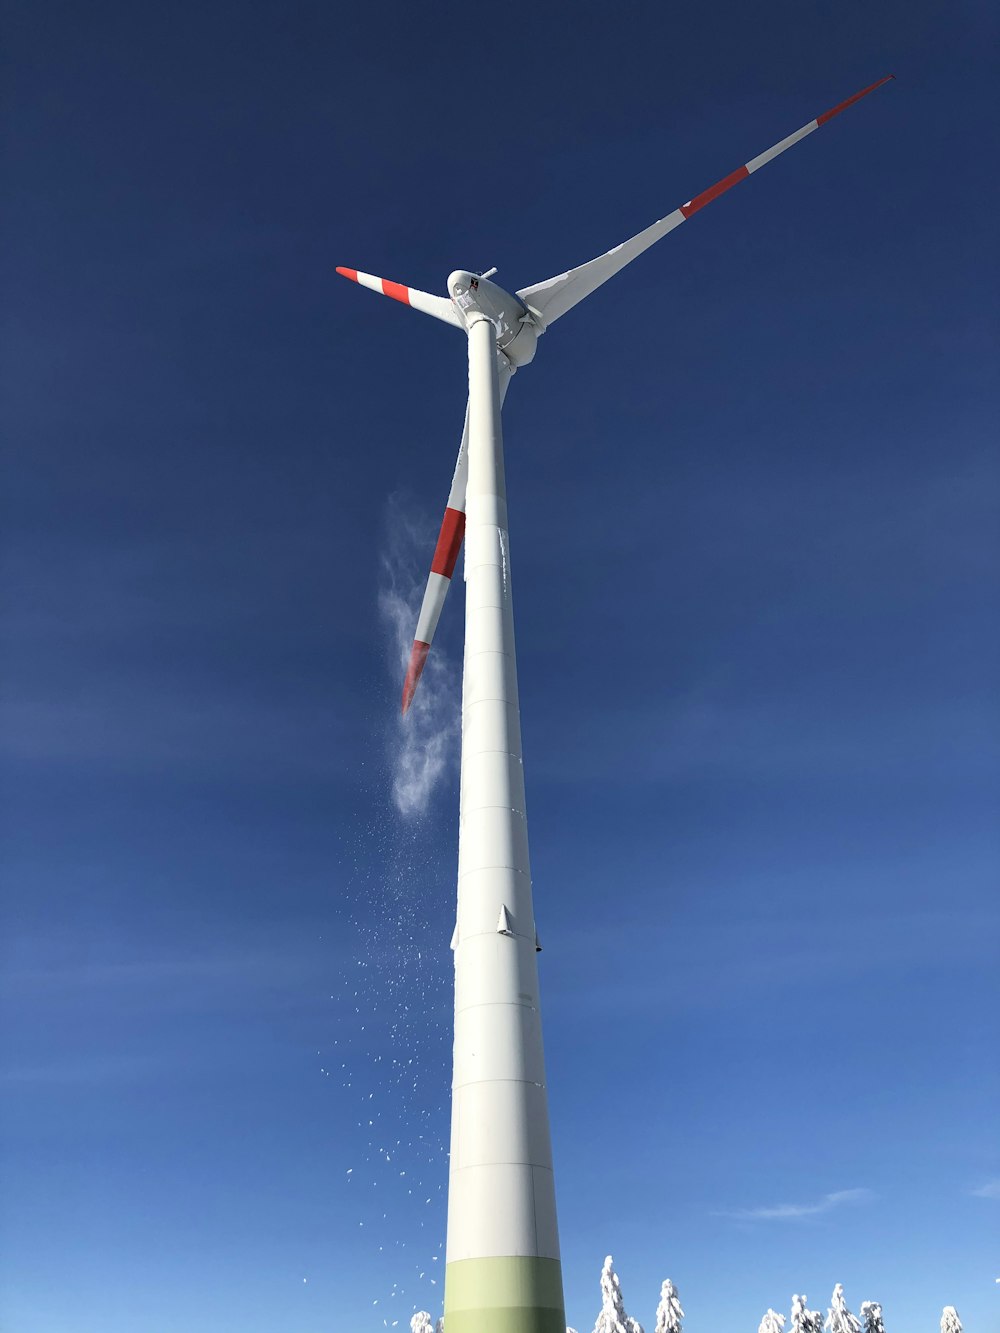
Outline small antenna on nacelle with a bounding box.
[480,267,497,280]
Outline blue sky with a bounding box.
[1,1,998,1330]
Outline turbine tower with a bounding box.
[338,76,893,1333]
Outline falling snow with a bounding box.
[313,497,460,1323]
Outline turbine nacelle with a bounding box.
[447,270,539,368]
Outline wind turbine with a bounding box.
[338,75,893,1333]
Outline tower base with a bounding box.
[444,1256,565,1333]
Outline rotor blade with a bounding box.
[402,359,512,714]
[516,75,894,327]
[336,267,463,328]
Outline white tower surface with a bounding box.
[442,314,564,1331]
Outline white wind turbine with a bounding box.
[339,75,893,1333]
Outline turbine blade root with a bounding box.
[335,266,463,327]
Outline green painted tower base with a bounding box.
[444,1256,565,1333]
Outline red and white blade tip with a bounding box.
[336,266,411,306]
[817,74,895,126]
[678,74,894,219]
[401,641,430,714]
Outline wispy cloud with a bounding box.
[716,1187,875,1222]
[0,1053,186,1088]
[970,1179,1000,1199]
[379,494,460,818]
[2,925,342,1015]
[1,927,347,1089]
[545,897,998,1021]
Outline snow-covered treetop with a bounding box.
[758,1310,786,1333]
[791,1294,823,1333]
[410,1315,433,1333]
[654,1279,684,1333]
[940,1307,962,1333]
[824,1284,861,1333]
[859,1300,885,1333]
[593,1255,643,1333]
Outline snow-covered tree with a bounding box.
[824,1285,861,1333]
[593,1255,643,1333]
[435,1319,444,1333]
[654,1279,684,1333]
[791,1294,823,1333]
[758,1310,786,1333]
[411,1316,434,1333]
[940,1308,962,1333]
[859,1301,885,1333]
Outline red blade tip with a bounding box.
[817,74,896,126]
[401,641,431,714]
[336,266,358,281]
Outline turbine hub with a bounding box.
[448,270,538,367]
